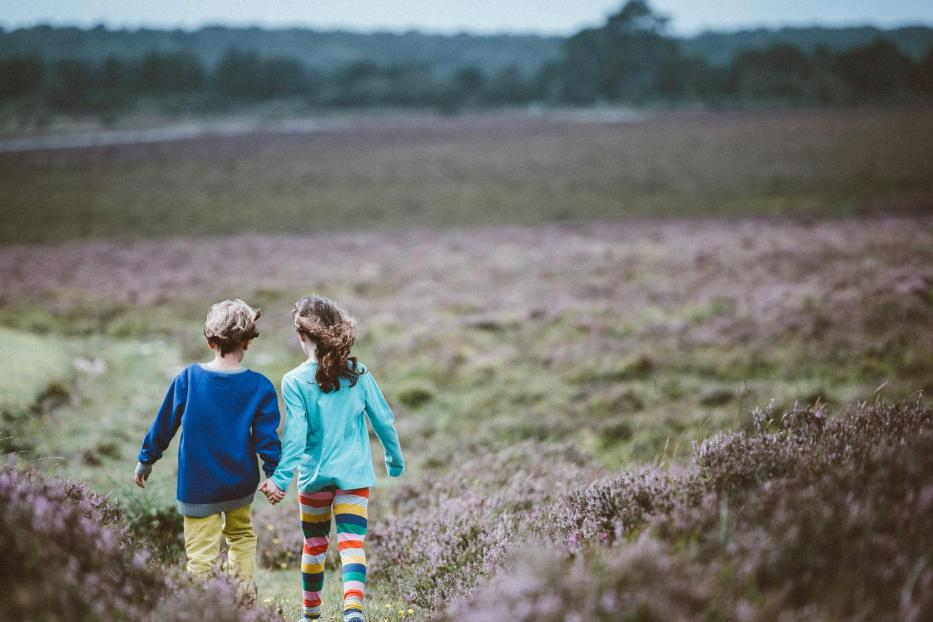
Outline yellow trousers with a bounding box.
[183,503,257,585]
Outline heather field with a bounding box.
[1,109,932,621]
[2,107,933,244]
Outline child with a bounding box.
[261,295,404,622]
[134,298,281,588]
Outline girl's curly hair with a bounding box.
[293,295,364,392]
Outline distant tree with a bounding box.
[131,52,204,95]
[557,0,682,103]
[261,56,309,96]
[655,54,726,103]
[915,46,933,94]
[46,58,96,109]
[833,38,915,99]
[728,43,813,103]
[559,28,608,103]
[382,63,441,106]
[213,49,307,99]
[326,60,389,106]
[483,64,534,105]
[0,55,44,100]
[436,65,486,112]
[806,45,850,104]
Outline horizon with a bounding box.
[3,18,933,40]
[2,1,933,38]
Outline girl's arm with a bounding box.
[137,371,188,477]
[363,371,404,477]
[253,380,282,479]
[269,376,308,492]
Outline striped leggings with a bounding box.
[299,486,369,621]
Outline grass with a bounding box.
[0,107,932,244]
[256,568,421,622]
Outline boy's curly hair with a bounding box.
[293,295,363,392]
[203,299,261,356]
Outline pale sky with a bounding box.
[3,1,932,35]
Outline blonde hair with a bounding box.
[203,299,261,355]
[293,295,363,392]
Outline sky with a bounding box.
[3,1,932,36]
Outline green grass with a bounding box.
[0,327,74,453]
[256,568,422,622]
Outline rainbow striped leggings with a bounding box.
[299,486,369,621]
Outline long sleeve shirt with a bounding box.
[136,364,281,516]
[270,360,404,493]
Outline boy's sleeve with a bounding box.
[270,376,308,492]
[137,371,188,473]
[362,371,405,477]
[253,380,282,478]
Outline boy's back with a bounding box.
[139,364,281,515]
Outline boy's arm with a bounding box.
[136,372,187,476]
[363,371,404,477]
[269,377,308,492]
[253,381,282,478]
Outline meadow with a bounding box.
[1,107,932,621]
[2,107,933,244]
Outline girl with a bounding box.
[262,295,404,622]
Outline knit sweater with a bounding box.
[270,360,404,493]
[136,364,281,517]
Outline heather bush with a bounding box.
[0,462,156,621]
[0,463,284,622]
[444,399,933,621]
[367,441,597,609]
[444,536,716,622]
[153,570,283,622]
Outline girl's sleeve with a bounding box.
[363,371,405,477]
[253,380,282,478]
[137,371,188,472]
[270,376,308,492]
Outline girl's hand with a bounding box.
[260,480,285,505]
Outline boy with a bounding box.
[134,299,281,587]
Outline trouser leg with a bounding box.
[334,488,369,621]
[299,487,335,621]
[183,512,224,578]
[223,503,258,586]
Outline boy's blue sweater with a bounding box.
[136,364,282,517]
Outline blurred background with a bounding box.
[1,2,932,621]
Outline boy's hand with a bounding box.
[134,462,152,488]
[260,480,285,505]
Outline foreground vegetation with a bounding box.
[440,399,933,621]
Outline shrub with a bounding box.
[368,441,596,609]
[0,462,284,622]
[443,399,933,621]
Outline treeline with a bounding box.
[2,1,932,115]
[555,2,933,105]
[0,50,543,113]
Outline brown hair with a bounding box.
[293,295,364,392]
[203,299,261,355]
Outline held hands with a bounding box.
[259,479,285,505]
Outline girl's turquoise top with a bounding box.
[270,360,404,493]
